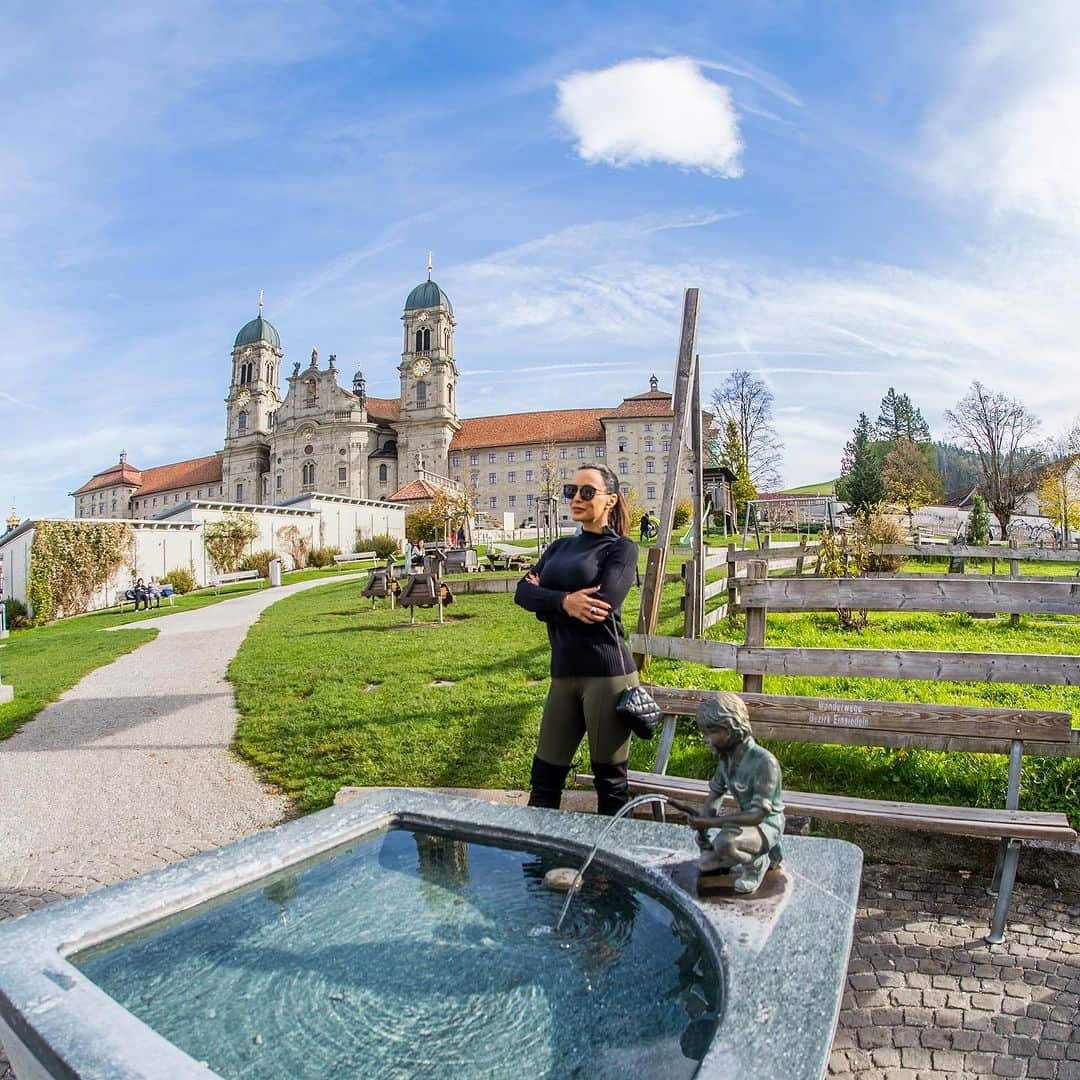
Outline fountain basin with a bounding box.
[0,789,861,1078]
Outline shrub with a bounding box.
[2,597,29,630]
[163,568,194,595]
[239,550,276,579]
[307,546,341,568]
[857,513,904,572]
[673,499,693,530]
[965,493,991,546]
[357,534,400,559]
[276,525,311,570]
[204,513,259,573]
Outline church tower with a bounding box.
[222,299,283,504]
[397,256,460,482]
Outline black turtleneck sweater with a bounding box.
[514,529,638,677]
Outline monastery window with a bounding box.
[197,489,202,498]
[663,460,668,473]
[645,459,655,473]
[647,485,656,500]
[415,328,431,353]
[595,446,604,457]
[488,452,497,463]
[507,471,516,483]
[237,410,248,434]
[618,461,629,475]
[266,361,273,382]
[305,383,316,407]
[302,462,315,487]
[235,483,243,502]
[618,441,627,453]
[379,464,388,483]
[524,450,533,461]
[617,424,627,433]
[507,451,516,462]
[152,497,158,507]
[276,474,283,492]
[662,440,670,452]
[644,424,652,432]
[662,423,670,432]
[527,493,535,506]
[338,466,347,484]
[525,469,533,481]
[577,447,586,458]
[470,453,479,466]
[416,380,427,404]
[508,495,517,507]
[644,438,653,452]
[541,449,549,461]
[444,328,450,351]
[239,362,253,385]
[489,496,498,509]
[488,472,497,485]
[451,453,461,468]
[559,448,568,459]
[268,411,275,430]
[560,468,569,479]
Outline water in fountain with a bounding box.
[554,794,671,933]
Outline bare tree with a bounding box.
[710,370,783,489]
[944,382,1042,537]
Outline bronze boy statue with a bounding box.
[670,692,785,894]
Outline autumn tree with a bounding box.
[719,418,756,525]
[882,438,943,529]
[1036,424,1080,543]
[710,370,783,489]
[945,382,1041,537]
[836,413,884,522]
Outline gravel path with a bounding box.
[0,576,359,920]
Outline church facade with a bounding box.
[72,274,688,526]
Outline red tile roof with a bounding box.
[136,454,222,496]
[600,390,674,420]
[367,397,401,422]
[71,463,144,496]
[388,478,444,502]
[450,409,607,451]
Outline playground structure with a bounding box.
[361,556,400,609]
[740,494,836,548]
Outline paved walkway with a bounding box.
[0,577,357,921]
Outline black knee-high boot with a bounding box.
[593,760,629,816]
[528,755,570,810]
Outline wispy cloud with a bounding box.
[555,57,743,176]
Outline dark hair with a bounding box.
[578,463,629,537]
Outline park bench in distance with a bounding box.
[485,544,534,571]
[577,684,1076,944]
[210,569,264,594]
[333,550,379,567]
[116,591,175,613]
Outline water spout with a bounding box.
[554,794,671,932]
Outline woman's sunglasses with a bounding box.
[563,483,608,500]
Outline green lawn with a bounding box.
[0,567,359,742]
[230,577,1080,828]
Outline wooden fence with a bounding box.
[639,561,1080,756]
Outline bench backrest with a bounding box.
[645,685,1073,757]
[215,570,259,582]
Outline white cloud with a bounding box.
[924,4,1080,234]
[555,57,743,177]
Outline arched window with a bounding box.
[416,380,427,404]
[239,362,253,385]
[423,328,431,352]
[444,328,450,351]
[237,410,248,433]
[415,329,423,352]
[379,464,388,483]
[302,462,315,487]
[266,361,273,382]
[267,411,275,430]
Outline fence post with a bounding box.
[1009,537,1020,626]
[683,557,697,638]
[742,559,767,694]
[726,543,738,617]
[795,539,806,577]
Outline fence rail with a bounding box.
[876,542,1080,564]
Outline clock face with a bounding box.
[235,390,251,406]
[412,357,431,377]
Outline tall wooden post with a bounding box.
[689,354,705,637]
[1009,537,1020,627]
[741,559,767,694]
[634,289,700,669]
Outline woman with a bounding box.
[514,463,639,814]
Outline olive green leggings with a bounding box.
[536,673,639,767]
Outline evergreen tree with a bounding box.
[720,418,756,524]
[836,413,885,521]
[965,492,991,546]
[877,387,931,444]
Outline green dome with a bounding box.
[404,279,453,313]
[234,316,281,350]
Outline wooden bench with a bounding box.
[486,544,534,571]
[578,685,1076,944]
[333,550,379,566]
[211,570,264,594]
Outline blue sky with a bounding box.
[4,1,1079,518]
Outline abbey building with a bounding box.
[72,274,686,524]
